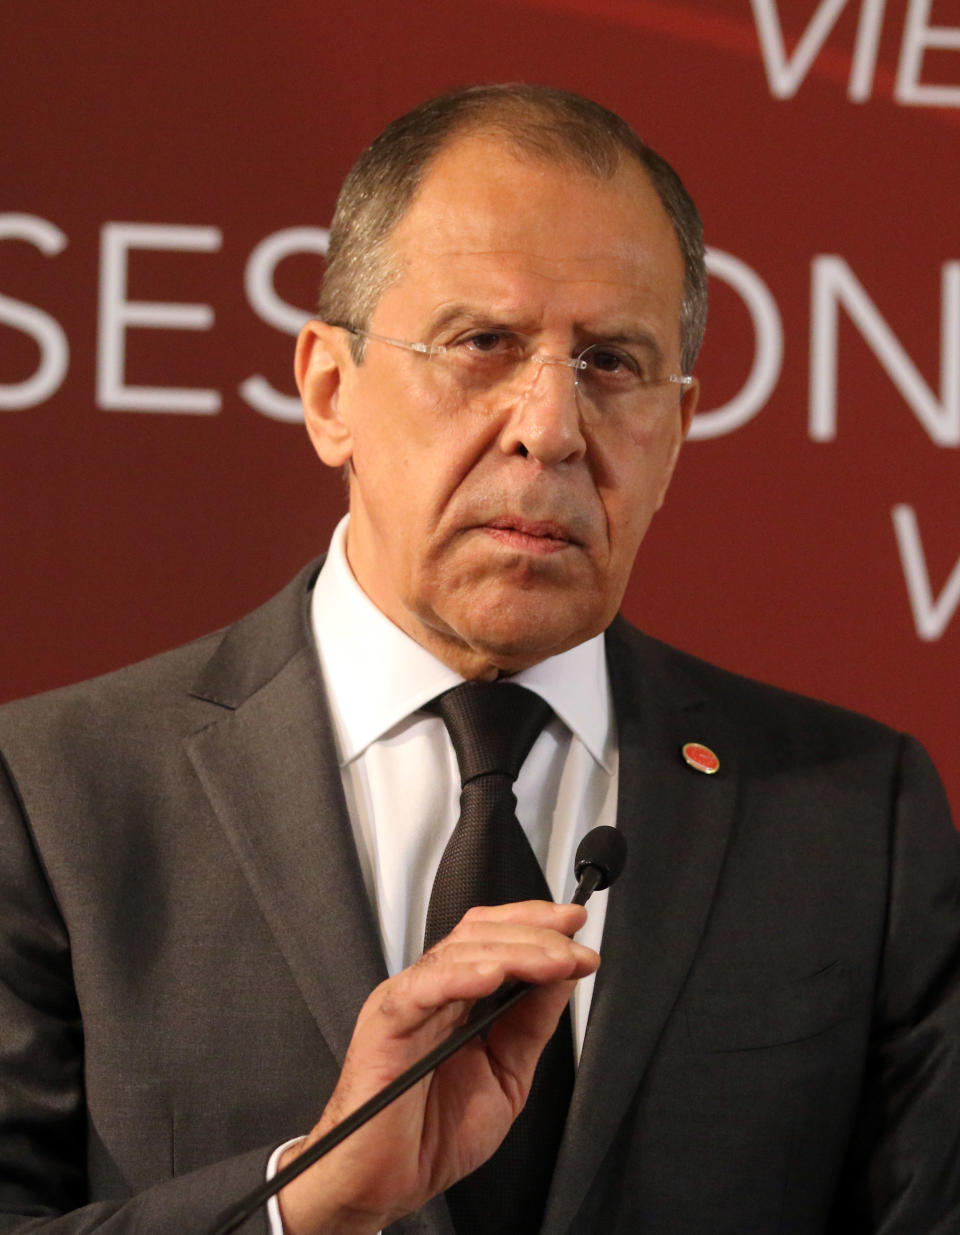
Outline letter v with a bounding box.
[751,0,850,97]
[892,504,960,640]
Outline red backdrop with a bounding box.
[2,0,958,816]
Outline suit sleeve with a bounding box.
[829,735,960,1234]
[0,753,272,1235]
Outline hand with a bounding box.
[276,900,598,1235]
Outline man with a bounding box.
[0,85,958,1235]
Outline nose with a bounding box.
[498,356,588,465]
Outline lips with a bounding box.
[481,516,577,553]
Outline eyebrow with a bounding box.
[426,303,536,336]
[585,328,665,364]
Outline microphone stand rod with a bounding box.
[205,867,603,1235]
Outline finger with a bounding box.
[437,924,595,973]
[423,935,599,985]
[422,921,598,1005]
[453,900,587,935]
[445,913,588,954]
[482,977,578,1075]
[369,945,592,1040]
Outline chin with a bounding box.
[457,607,606,670]
[418,576,618,671]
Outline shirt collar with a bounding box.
[311,516,614,772]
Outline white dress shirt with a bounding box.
[267,516,619,1231]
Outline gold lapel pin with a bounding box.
[681,742,720,775]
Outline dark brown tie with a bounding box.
[424,681,574,1234]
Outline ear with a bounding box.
[654,376,699,511]
[678,375,699,441]
[295,320,354,468]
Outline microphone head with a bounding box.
[574,825,627,891]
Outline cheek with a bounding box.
[348,399,431,501]
[349,414,485,559]
[596,427,682,552]
[354,376,486,476]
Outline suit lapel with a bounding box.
[185,563,454,1235]
[184,563,387,1064]
[544,620,738,1233]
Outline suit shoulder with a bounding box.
[606,617,903,760]
[0,629,225,748]
[0,559,322,755]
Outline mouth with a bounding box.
[480,517,578,555]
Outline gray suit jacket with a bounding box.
[1,561,958,1233]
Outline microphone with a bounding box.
[572,824,627,904]
[204,826,627,1235]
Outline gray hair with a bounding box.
[319,84,707,374]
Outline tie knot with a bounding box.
[430,681,552,786]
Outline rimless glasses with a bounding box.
[332,324,693,421]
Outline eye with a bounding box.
[461,331,513,354]
[580,345,644,382]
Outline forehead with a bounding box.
[375,133,686,343]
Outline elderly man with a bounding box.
[1,86,958,1235]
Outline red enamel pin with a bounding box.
[681,742,720,775]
